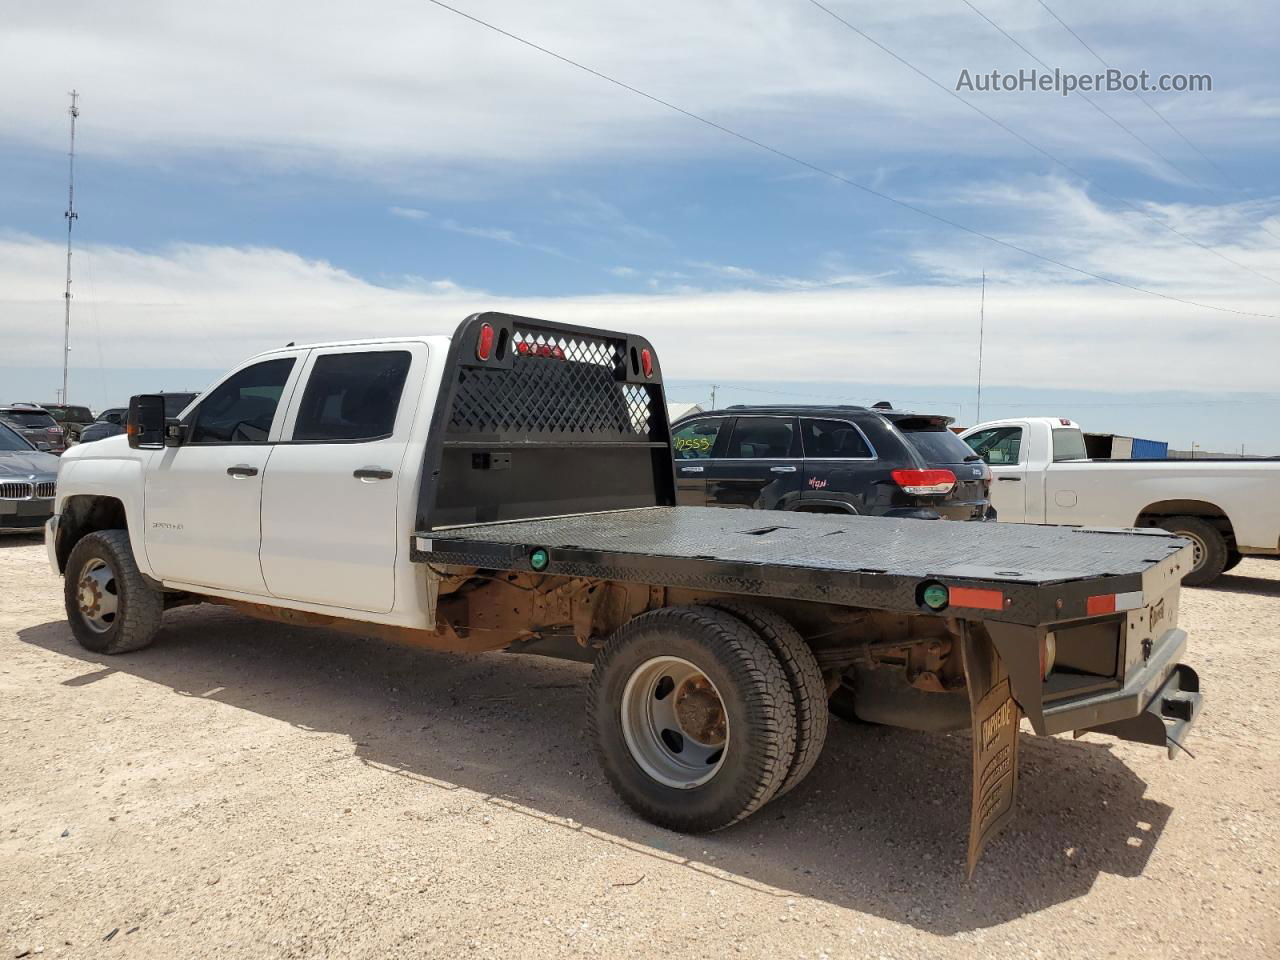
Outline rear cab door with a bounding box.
[259,343,425,614]
[705,416,803,510]
[961,422,1029,521]
[797,416,879,512]
[670,416,729,505]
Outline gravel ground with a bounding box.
[2,534,1277,959]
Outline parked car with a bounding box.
[39,404,95,443]
[76,408,129,444]
[78,394,199,444]
[0,403,66,453]
[0,421,58,533]
[671,404,991,520]
[960,416,1280,585]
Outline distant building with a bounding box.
[1083,433,1169,460]
[667,402,704,423]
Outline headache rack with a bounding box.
[415,312,675,530]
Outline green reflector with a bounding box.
[530,548,550,571]
[922,583,949,610]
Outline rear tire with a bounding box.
[587,606,797,832]
[1156,516,1228,586]
[1223,550,1243,572]
[705,599,828,796]
[64,530,164,654]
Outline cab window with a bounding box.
[671,418,723,460]
[293,351,412,442]
[965,426,1023,465]
[188,358,295,444]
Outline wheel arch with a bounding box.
[55,494,132,574]
[1135,499,1235,544]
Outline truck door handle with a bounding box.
[998,476,1022,482]
[226,465,258,478]
[679,465,705,473]
[354,467,393,481]
[770,465,798,473]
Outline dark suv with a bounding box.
[0,404,66,453]
[39,404,95,443]
[670,404,991,520]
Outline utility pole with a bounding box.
[709,384,718,409]
[61,90,80,405]
[975,271,986,424]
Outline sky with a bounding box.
[2,0,1279,451]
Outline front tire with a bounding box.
[1157,516,1228,586]
[587,606,797,832]
[65,530,164,654]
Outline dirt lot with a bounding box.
[2,535,1277,959]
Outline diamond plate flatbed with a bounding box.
[412,506,1190,626]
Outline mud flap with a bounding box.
[962,626,1022,878]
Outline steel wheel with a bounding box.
[75,556,119,634]
[1182,530,1206,571]
[620,656,729,789]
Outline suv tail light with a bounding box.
[891,468,956,495]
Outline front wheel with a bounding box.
[64,530,164,654]
[587,606,797,832]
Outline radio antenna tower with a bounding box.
[60,90,80,405]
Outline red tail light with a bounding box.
[891,468,956,495]
[475,322,494,361]
[640,348,654,378]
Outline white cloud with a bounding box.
[388,206,430,220]
[3,0,1275,185]
[3,232,1278,395]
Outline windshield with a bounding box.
[1052,428,1089,462]
[1,411,56,428]
[0,423,34,451]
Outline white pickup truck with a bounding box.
[45,314,1203,873]
[960,417,1280,586]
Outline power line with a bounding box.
[803,0,1280,289]
[957,0,1210,196]
[1034,0,1280,244]
[420,0,1280,320]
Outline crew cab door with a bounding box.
[705,416,803,510]
[144,354,302,593]
[258,345,422,613]
[670,416,728,505]
[963,424,1028,522]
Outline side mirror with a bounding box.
[127,395,166,448]
[164,420,187,447]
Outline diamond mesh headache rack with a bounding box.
[417,312,676,530]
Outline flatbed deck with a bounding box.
[413,507,1188,626]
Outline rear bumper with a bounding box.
[1041,628,1201,758]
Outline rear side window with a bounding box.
[726,417,796,459]
[1052,428,1088,462]
[965,426,1023,465]
[671,418,724,460]
[189,357,296,444]
[800,418,873,458]
[293,351,412,442]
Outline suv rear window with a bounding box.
[893,418,976,464]
[1,411,57,428]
